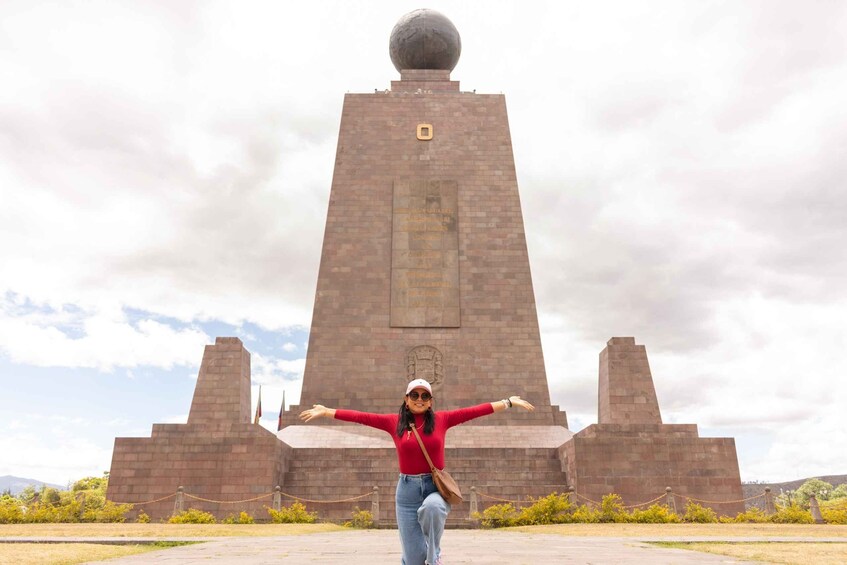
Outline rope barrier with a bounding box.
[110,486,769,512]
[277,491,373,505]
[674,492,765,505]
[475,491,529,505]
[105,493,176,506]
[621,493,667,510]
[110,488,373,507]
[183,493,273,504]
[572,492,602,506]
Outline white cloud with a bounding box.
[0,425,113,486]
[282,342,297,353]
[0,298,209,371]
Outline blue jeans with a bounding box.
[396,473,450,565]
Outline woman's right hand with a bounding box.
[299,404,334,422]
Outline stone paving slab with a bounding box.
[5,531,845,564]
[62,530,781,564]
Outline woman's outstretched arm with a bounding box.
[443,396,536,428]
[490,396,535,412]
[299,404,336,422]
[300,404,396,434]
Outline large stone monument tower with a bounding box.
[277,8,572,522]
[286,8,566,422]
[107,9,744,522]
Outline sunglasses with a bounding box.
[407,391,432,401]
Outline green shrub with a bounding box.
[821,497,847,511]
[24,501,78,523]
[630,504,680,523]
[0,498,24,524]
[169,508,217,524]
[344,507,375,529]
[770,503,814,524]
[731,506,769,523]
[820,497,847,524]
[516,493,573,525]
[571,504,600,523]
[222,511,254,524]
[136,509,151,523]
[266,502,317,524]
[822,508,847,524]
[83,501,132,523]
[599,494,629,523]
[41,487,61,506]
[474,503,518,528]
[682,501,718,523]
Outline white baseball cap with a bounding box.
[405,379,432,396]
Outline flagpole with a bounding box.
[254,385,262,425]
[277,390,286,431]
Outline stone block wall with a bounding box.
[107,338,291,520]
[562,423,744,516]
[599,337,662,424]
[563,337,745,516]
[187,337,251,425]
[108,423,289,520]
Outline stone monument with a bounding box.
[107,9,744,522]
[277,8,571,523]
[560,338,744,515]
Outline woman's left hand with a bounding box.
[509,396,534,411]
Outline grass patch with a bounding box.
[0,542,166,565]
[508,522,847,537]
[0,522,344,538]
[652,541,847,565]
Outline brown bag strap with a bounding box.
[409,423,437,473]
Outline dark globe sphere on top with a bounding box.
[389,9,461,72]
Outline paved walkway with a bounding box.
[5,531,846,564]
[59,530,831,565]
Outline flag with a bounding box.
[277,390,287,431]
[254,385,262,424]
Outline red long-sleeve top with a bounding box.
[334,403,494,475]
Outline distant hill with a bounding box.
[0,475,65,495]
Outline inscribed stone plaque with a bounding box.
[391,179,460,327]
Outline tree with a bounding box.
[72,474,108,494]
[41,487,61,506]
[794,478,834,508]
[18,485,37,504]
[830,483,847,500]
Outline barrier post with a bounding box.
[173,486,184,516]
[273,486,281,511]
[809,494,825,524]
[567,485,575,505]
[469,487,478,520]
[371,486,380,527]
[764,487,775,515]
[665,487,676,514]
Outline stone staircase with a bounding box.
[277,424,572,526]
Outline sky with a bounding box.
[1,0,845,488]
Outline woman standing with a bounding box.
[299,378,535,565]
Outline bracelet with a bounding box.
[502,399,511,409]
[506,397,513,408]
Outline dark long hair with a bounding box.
[396,402,435,437]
